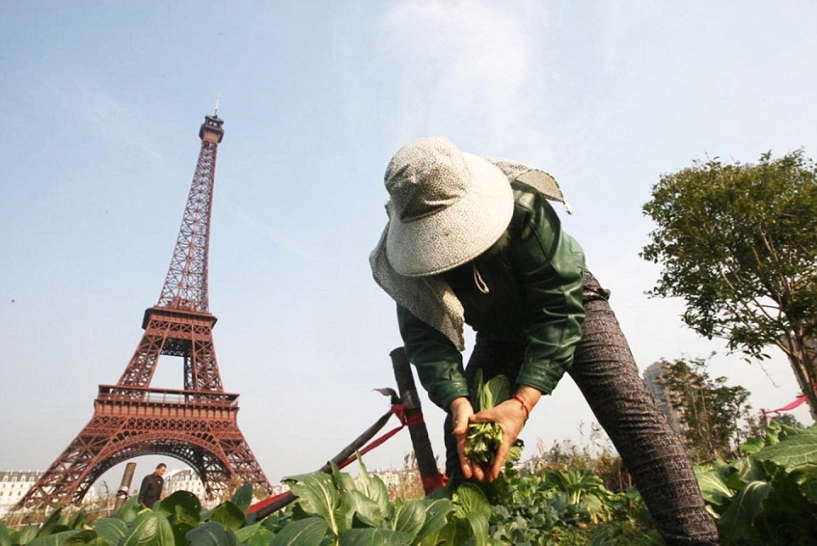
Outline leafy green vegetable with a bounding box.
[122,511,174,546]
[694,422,817,544]
[229,484,254,513]
[185,521,238,546]
[284,470,341,536]
[464,371,524,473]
[159,490,202,527]
[0,523,12,546]
[0,450,661,546]
[207,502,246,532]
[233,523,274,546]
[91,518,128,545]
[268,517,327,546]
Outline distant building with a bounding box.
[0,471,42,517]
[369,469,401,488]
[163,468,208,502]
[643,361,685,434]
[161,468,228,509]
[0,471,98,517]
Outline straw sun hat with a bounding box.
[384,137,514,277]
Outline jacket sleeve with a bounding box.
[397,305,469,410]
[510,190,586,395]
[138,476,149,504]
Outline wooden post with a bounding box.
[113,462,137,513]
[390,347,443,495]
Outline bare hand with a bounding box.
[470,399,528,481]
[471,387,539,481]
[449,397,484,481]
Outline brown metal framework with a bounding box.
[17,114,271,511]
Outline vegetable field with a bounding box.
[1,422,815,545]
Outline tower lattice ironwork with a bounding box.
[17,113,271,511]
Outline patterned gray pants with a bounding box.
[444,272,719,545]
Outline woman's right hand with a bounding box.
[449,397,484,481]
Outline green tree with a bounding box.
[656,357,755,462]
[641,150,817,420]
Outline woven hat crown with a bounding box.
[385,137,470,223]
[381,136,514,277]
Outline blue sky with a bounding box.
[1,0,815,490]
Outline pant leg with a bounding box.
[570,272,718,545]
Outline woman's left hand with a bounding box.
[470,387,539,482]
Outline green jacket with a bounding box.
[397,183,586,410]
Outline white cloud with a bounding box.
[381,0,530,90]
[376,0,549,151]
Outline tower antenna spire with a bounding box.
[214,92,221,116]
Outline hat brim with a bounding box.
[386,153,514,277]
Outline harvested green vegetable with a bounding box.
[464,370,524,473]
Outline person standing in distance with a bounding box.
[138,463,166,508]
[370,137,718,545]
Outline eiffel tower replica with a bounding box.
[17,112,271,511]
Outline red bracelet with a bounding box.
[511,395,530,421]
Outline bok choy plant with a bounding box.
[465,370,524,474]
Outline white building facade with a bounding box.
[0,471,42,517]
[0,471,98,518]
[162,468,209,502]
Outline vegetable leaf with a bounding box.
[268,517,327,546]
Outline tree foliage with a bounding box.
[656,357,756,462]
[641,150,817,417]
